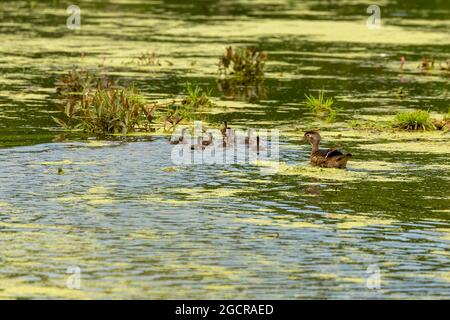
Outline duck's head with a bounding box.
[181,127,189,135]
[304,131,321,145]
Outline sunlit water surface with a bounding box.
[0,0,449,299]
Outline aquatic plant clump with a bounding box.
[162,84,216,129]
[54,76,216,135]
[55,68,118,103]
[391,110,435,131]
[55,68,93,99]
[53,84,155,135]
[183,83,215,113]
[218,46,267,82]
[305,90,341,122]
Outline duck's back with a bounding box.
[311,148,351,169]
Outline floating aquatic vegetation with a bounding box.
[327,213,397,230]
[357,140,450,154]
[218,46,267,83]
[0,278,89,300]
[348,119,386,131]
[40,159,73,166]
[55,186,115,206]
[305,90,342,123]
[253,160,418,182]
[391,110,435,131]
[234,216,324,229]
[233,212,399,232]
[135,52,161,66]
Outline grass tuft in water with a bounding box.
[53,83,155,135]
[219,46,267,82]
[162,83,215,129]
[391,110,435,131]
[53,68,216,135]
[305,90,341,122]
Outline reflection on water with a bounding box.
[0,0,449,299]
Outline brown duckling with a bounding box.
[244,129,261,152]
[244,128,255,145]
[202,132,213,146]
[400,56,406,71]
[419,56,434,71]
[304,131,352,169]
[220,121,229,136]
[190,136,205,151]
[170,128,189,145]
[225,128,237,145]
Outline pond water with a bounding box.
[0,0,449,299]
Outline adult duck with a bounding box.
[304,131,352,169]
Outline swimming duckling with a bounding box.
[244,128,255,145]
[249,135,261,154]
[419,56,434,71]
[190,136,205,150]
[225,128,237,145]
[400,56,406,71]
[202,132,213,146]
[304,131,352,169]
[440,60,450,71]
[170,128,189,145]
[244,129,261,152]
[220,121,229,136]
